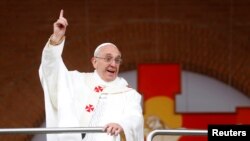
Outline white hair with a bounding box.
[94,42,119,56]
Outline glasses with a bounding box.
[95,56,122,64]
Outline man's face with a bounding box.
[92,44,122,82]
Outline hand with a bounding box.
[103,123,124,136]
[51,9,68,43]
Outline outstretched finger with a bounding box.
[59,9,64,18]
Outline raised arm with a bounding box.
[39,10,70,109]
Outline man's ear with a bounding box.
[91,57,97,68]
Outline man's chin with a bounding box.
[105,75,117,82]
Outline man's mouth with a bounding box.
[107,69,115,74]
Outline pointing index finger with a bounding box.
[59,9,64,18]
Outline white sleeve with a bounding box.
[39,39,67,109]
[118,91,144,141]
[38,40,82,141]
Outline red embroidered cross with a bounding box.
[85,104,94,112]
[94,86,103,93]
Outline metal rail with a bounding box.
[1,127,208,141]
[146,129,208,141]
[0,127,104,134]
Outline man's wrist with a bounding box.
[49,34,65,46]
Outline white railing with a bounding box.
[146,129,208,141]
[1,127,208,141]
[0,127,104,134]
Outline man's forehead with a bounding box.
[103,52,121,57]
[99,45,121,56]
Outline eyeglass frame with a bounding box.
[95,56,123,65]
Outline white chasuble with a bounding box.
[39,40,144,141]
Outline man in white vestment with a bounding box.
[39,10,144,141]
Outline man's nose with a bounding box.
[110,59,117,66]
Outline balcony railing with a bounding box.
[146,129,208,141]
[0,127,207,141]
[0,127,104,134]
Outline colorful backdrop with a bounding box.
[138,64,250,141]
